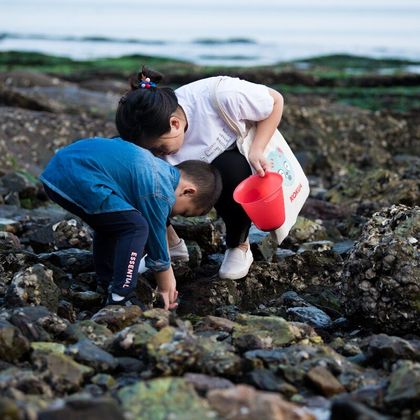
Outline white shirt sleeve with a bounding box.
[216,77,274,124]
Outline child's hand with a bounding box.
[248,148,269,177]
[158,287,179,310]
[154,267,179,310]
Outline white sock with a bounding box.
[111,293,125,301]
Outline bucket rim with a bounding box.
[233,172,284,205]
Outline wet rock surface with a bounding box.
[0,68,418,419]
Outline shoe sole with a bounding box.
[218,262,253,280]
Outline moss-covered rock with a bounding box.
[232,315,297,351]
[32,351,93,393]
[118,377,218,420]
[107,322,158,357]
[147,326,200,375]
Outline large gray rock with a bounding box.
[341,205,419,334]
[66,339,117,372]
[28,218,92,253]
[6,264,60,312]
[361,334,420,365]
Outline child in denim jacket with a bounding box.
[40,137,222,310]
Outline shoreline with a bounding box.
[1,50,419,113]
[1,50,420,72]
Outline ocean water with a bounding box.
[1,0,419,66]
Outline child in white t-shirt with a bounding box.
[116,66,284,280]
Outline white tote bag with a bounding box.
[212,78,310,244]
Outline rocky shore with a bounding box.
[0,54,419,419]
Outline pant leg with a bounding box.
[43,184,114,288]
[211,148,252,248]
[93,231,115,290]
[99,211,149,295]
[42,184,149,295]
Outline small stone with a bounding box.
[196,315,236,333]
[0,231,22,251]
[32,351,93,393]
[384,360,420,407]
[331,398,388,420]
[233,314,296,351]
[306,366,345,397]
[0,320,30,363]
[286,306,332,329]
[66,339,117,372]
[184,372,234,395]
[91,305,142,332]
[31,342,66,354]
[361,334,420,365]
[37,397,124,420]
[208,384,315,420]
[91,373,116,389]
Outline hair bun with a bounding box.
[129,65,164,91]
[140,65,164,84]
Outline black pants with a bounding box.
[211,147,252,247]
[43,185,148,296]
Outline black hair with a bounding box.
[115,66,178,146]
[175,160,223,214]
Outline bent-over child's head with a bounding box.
[115,66,187,154]
[171,160,222,217]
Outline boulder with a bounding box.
[6,264,60,312]
[118,377,216,419]
[341,205,420,334]
[207,384,315,420]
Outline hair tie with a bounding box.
[139,77,157,89]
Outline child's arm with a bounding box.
[154,266,178,310]
[138,196,178,310]
[248,88,284,177]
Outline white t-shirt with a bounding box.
[165,76,274,165]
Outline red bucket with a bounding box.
[233,172,285,231]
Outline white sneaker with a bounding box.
[219,246,254,280]
[169,238,189,262]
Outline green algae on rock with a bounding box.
[118,377,218,420]
[232,314,297,350]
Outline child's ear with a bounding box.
[182,186,197,196]
[170,116,181,131]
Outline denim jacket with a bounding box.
[40,137,180,271]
